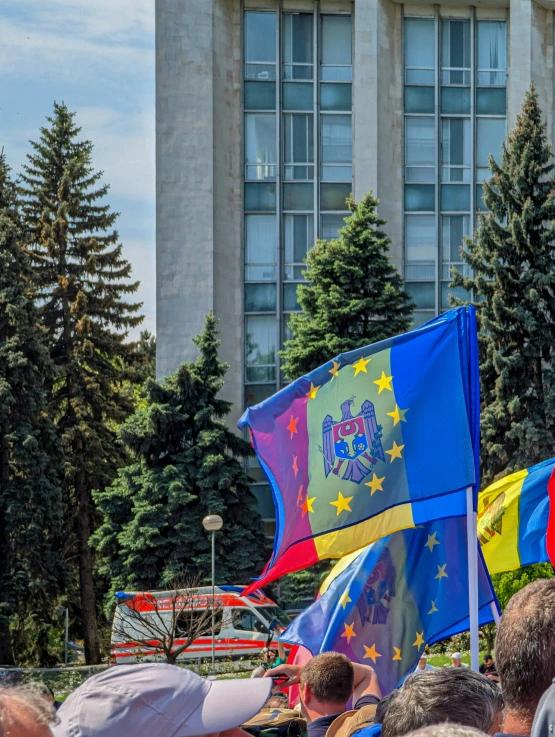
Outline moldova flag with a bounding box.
[478,457,555,574]
[239,307,480,594]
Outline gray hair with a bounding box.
[404,726,488,737]
[381,668,504,737]
[0,685,58,736]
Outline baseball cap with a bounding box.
[51,663,272,737]
[530,679,555,737]
[419,654,428,660]
[451,652,462,659]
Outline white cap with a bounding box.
[419,653,428,660]
[52,663,272,737]
[451,652,462,659]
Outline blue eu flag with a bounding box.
[281,517,499,694]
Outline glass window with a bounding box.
[441,20,470,85]
[476,183,487,212]
[477,118,505,169]
[441,215,469,264]
[320,183,351,211]
[245,215,276,280]
[284,214,314,279]
[232,609,268,633]
[245,81,276,110]
[245,384,276,409]
[405,184,435,212]
[283,13,313,80]
[283,283,301,311]
[245,183,276,211]
[321,15,352,80]
[246,315,277,382]
[320,84,352,111]
[405,19,435,85]
[476,88,506,115]
[283,183,313,211]
[441,87,470,114]
[406,215,436,265]
[245,114,276,180]
[321,214,346,240]
[405,87,435,114]
[283,82,313,111]
[245,283,277,312]
[412,311,434,328]
[441,184,470,211]
[245,12,276,79]
[321,115,352,180]
[477,21,507,86]
[250,486,276,522]
[284,114,314,180]
[406,282,435,310]
[405,118,435,183]
[441,119,471,183]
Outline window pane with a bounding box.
[283,183,314,211]
[321,66,352,82]
[412,311,434,328]
[406,215,436,264]
[245,283,277,313]
[441,20,470,83]
[246,316,276,380]
[406,282,435,310]
[441,282,471,309]
[405,86,435,114]
[245,12,276,64]
[321,183,351,210]
[321,115,352,164]
[251,485,275,520]
[284,214,314,277]
[405,19,435,84]
[283,14,313,65]
[476,88,506,115]
[321,15,352,66]
[321,214,346,240]
[477,21,507,85]
[245,114,276,180]
[283,82,313,111]
[441,215,469,263]
[245,82,276,110]
[476,183,487,211]
[441,87,470,114]
[477,118,505,168]
[321,83,352,111]
[245,183,276,211]
[322,165,351,181]
[441,184,470,211]
[245,215,276,280]
[406,118,435,182]
[441,118,470,182]
[245,384,276,409]
[405,184,435,212]
[284,114,314,167]
[283,283,301,311]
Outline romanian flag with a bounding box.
[478,457,555,574]
[240,307,480,594]
[280,517,499,695]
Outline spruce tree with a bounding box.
[93,313,267,596]
[0,155,64,665]
[19,103,143,663]
[451,86,555,485]
[281,193,414,380]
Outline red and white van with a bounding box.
[110,585,290,664]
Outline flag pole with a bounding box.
[466,485,479,670]
[490,601,500,627]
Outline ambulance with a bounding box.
[110,585,291,664]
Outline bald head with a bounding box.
[0,686,56,737]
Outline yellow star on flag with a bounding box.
[363,644,382,663]
[428,600,439,614]
[435,564,448,580]
[386,405,409,426]
[365,473,385,495]
[425,532,440,553]
[301,496,316,517]
[329,360,341,381]
[352,356,371,376]
[306,383,319,400]
[341,622,356,644]
[373,371,393,393]
[413,631,425,649]
[385,441,404,463]
[330,491,353,515]
[339,589,352,609]
[392,647,402,661]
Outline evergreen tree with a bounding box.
[0,154,64,665]
[451,86,555,485]
[93,313,267,596]
[19,103,143,663]
[281,193,414,380]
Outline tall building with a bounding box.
[156,0,554,534]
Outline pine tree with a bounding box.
[281,193,414,380]
[19,103,143,663]
[0,154,64,665]
[451,86,555,485]
[93,312,267,596]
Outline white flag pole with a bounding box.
[490,601,500,627]
[466,485,479,670]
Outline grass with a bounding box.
[427,652,474,667]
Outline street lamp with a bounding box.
[202,514,223,674]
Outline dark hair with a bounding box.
[381,668,503,737]
[483,654,493,663]
[495,578,555,716]
[300,652,354,705]
[404,726,488,737]
[375,690,398,724]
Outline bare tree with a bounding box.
[112,575,224,665]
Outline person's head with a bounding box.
[0,685,57,737]
[450,653,462,667]
[416,655,428,670]
[483,655,493,667]
[299,653,354,721]
[263,649,278,665]
[381,667,504,737]
[51,663,271,737]
[404,725,488,737]
[495,578,555,728]
[375,690,398,725]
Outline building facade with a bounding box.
[156,0,555,534]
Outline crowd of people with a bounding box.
[2,578,555,737]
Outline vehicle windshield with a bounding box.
[254,605,291,627]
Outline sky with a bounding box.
[0,0,155,337]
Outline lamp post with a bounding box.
[202,514,223,674]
